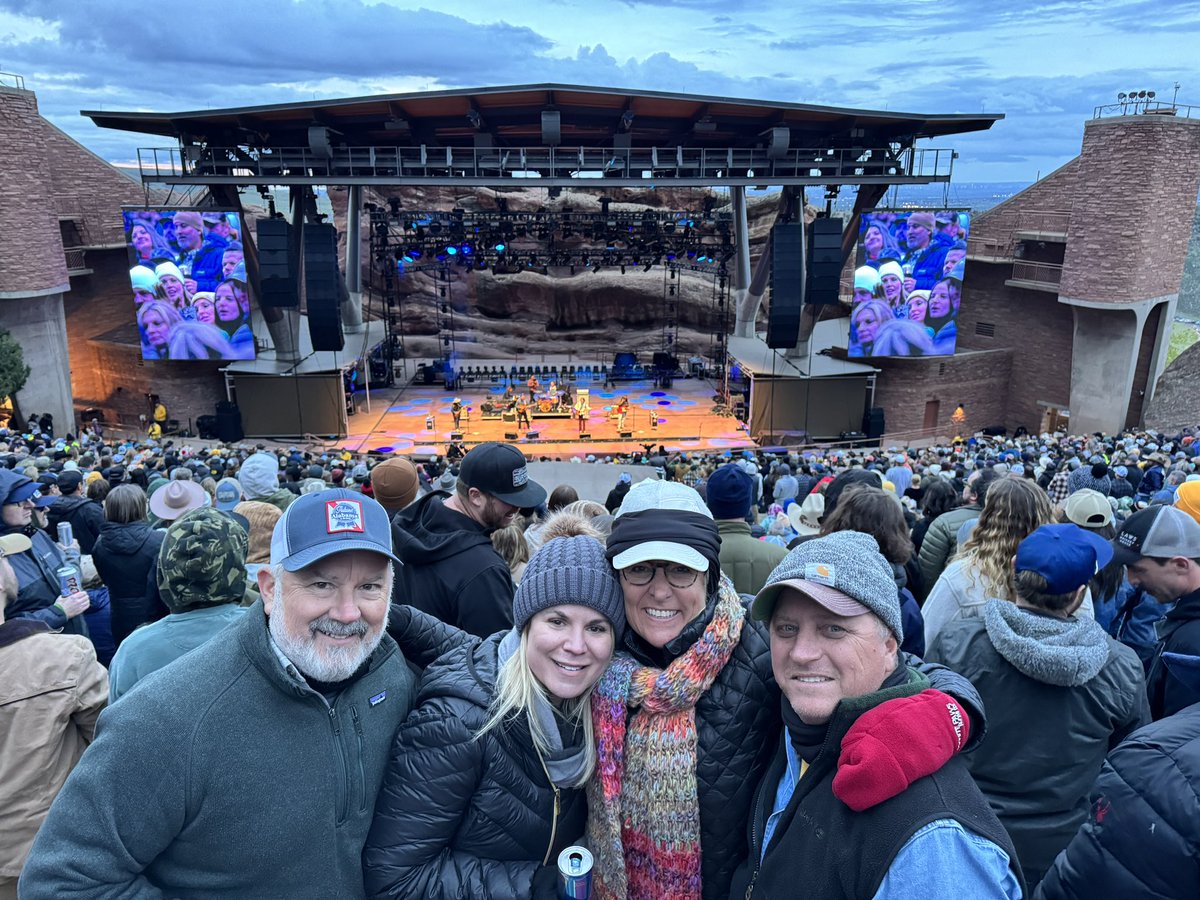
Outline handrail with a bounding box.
[0,71,25,90]
[1093,100,1198,120]
[1011,260,1063,285]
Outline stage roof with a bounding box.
[83,83,1001,148]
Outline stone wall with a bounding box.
[971,158,1081,246]
[1145,337,1200,432]
[871,348,1013,436]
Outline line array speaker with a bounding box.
[766,222,804,349]
[806,217,844,306]
[304,223,344,352]
[257,218,298,308]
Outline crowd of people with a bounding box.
[850,210,969,358]
[3,418,1200,898]
[125,210,255,361]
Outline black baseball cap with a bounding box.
[1111,505,1200,565]
[459,442,546,508]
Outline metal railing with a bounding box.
[0,71,25,90]
[966,235,1016,260]
[136,144,956,185]
[1010,260,1063,286]
[1093,100,1199,120]
[64,248,89,273]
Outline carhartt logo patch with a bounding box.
[805,562,835,586]
[326,499,365,533]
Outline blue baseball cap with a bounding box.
[1015,524,1113,595]
[269,488,401,572]
[0,469,40,506]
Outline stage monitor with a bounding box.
[848,209,970,359]
[122,208,256,361]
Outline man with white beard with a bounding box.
[19,490,414,900]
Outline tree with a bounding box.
[0,329,31,424]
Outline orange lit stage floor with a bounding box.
[339,373,754,458]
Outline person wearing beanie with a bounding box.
[234,500,282,584]
[236,451,294,511]
[729,531,1023,900]
[706,463,786,595]
[366,527,622,900]
[902,210,952,291]
[370,457,420,515]
[853,265,882,304]
[1176,479,1200,526]
[106,508,251,700]
[582,479,984,900]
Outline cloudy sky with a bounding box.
[1,0,1193,182]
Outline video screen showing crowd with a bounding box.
[850,209,969,359]
[123,209,256,361]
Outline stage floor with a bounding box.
[338,373,754,458]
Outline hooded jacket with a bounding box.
[91,521,166,647]
[927,601,1149,886]
[364,633,587,898]
[18,602,413,899]
[46,494,104,555]
[390,490,515,638]
[0,620,107,880]
[1146,586,1200,719]
[1034,703,1200,900]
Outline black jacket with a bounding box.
[1034,702,1200,900]
[46,495,105,555]
[363,633,586,899]
[3,527,87,637]
[91,521,167,647]
[390,491,514,638]
[1146,588,1200,719]
[928,608,1150,886]
[604,480,630,513]
[618,589,988,900]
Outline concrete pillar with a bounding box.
[1067,303,1146,435]
[0,294,76,433]
[730,187,754,337]
[343,185,365,334]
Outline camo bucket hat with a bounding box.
[156,507,249,613]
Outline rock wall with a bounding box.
[1145,340,1200,432]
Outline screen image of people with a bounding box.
[123,209,255,361]
[849,209,969,358]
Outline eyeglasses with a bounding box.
[620,562,701,589]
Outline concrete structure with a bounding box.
[864,107,1200,439]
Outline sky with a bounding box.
[0,0,1194,183]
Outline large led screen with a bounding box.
[123,208,255,360]
[848,209,969,358]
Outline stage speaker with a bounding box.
[304,223,344,352]
[619,430,633,439]
[806,217,844,306]
[504,431,519,441]
[256,219,299,308]
[215,402,243,442]
[525,431,540,440]
[767,222,804,348]
[579,431,591,439]
[862,406,885,439]
[450,431,464,441]
[196,414,218,440]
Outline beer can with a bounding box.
[557,846,593,900]
[57,521,73,548]
[57,565,81,597]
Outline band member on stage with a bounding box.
[502,386,516,407]
[561,386,572,410]
[451,398,463,431]
[574,393,590,433]
[516,398,531,430]
[548,379,557,399]
[616,396,630,431]
[526,373,539,402]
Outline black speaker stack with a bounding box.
[766,222,804,349]
[304,223,344,352]
[215,401,244,442]
[806,217,844,306]
[256,219,298,308]
[862,406,886,439]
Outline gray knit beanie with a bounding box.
[513,535,625,634]
[750,530,903,641]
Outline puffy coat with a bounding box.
[917,504,981,588]
[91,521,166,647]
[364,632,586,899]
[1034,702,1200,900]
[1146,587,1200,719]
[715,520,787,596]
[46,496,104,555]
[617,589,987,900]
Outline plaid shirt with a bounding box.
[1047,470,1071,505]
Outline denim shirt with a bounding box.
[762,735,1023,899]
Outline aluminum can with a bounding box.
[57,565,81,597]
[57,521,73,548]
[557,846,593,899]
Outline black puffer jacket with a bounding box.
[619,589,988,900]
[364,631,587,899]
[1034,702,1200,900]
[91,521,166,647]
[46,495,104,554]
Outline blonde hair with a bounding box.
[476,628,602,786]
[954,478,1053,601]
[490,523,530,576]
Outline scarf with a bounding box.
[587,578,745,900]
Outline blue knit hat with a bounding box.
[513,535,625,634]
[706,463,753,519]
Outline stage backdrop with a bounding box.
[122,208,256,362]
[850,209,970,359]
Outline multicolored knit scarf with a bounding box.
[586,579,746,900]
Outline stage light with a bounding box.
[446,245,458,256]
[494,242,506,252]
[461,243,473,256]
[409,248,422,259]
[401,253,414,264]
